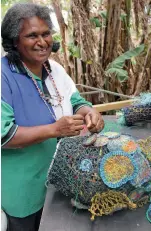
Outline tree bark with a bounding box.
[51,0,69,73]
[71,0,104,104]
[134,43,151,95]
[102,0,123,69]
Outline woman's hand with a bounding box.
[3,115,84,148]
[54,115,85,137]
[76,106,104,133]
[84,110,104,133]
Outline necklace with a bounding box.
[22,62,64,121]
[43,63,64,107]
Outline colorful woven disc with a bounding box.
[122,140,138,154]
[94,136,109,147]
[83,134,97,146]
[107,134,132,152]
[119,135,131,142]
[79,159,93,172]
[130,152,151,187]
[102,132,120,139]
[100,151,138,188]
[137,136,151,161]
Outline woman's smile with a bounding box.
[16,16,53,65]
[34,48,50,56]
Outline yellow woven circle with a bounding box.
[104,155,134,182]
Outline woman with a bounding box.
[1,3,104,231]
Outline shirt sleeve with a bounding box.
[1,75,18,147]
[70,90,92,114]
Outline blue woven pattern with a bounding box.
[130,152,151,187]
[100,151,138,188]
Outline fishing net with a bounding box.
[118,93,151,126]
[46,133,151,220]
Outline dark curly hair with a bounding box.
[1,3,53,62]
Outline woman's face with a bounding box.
[16,16,53,66]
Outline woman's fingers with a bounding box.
[72,114,84,120]
[85,112,104,133]
[75,125,85,131]
[95,118,104,132]
[85,113,92,128]
[74,120,85,125]
[56,115,85,137]
[85,113,99,129]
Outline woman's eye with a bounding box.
[30,35,37,38]
[42,32,51,37]
[26,34,37,39]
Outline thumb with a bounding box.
[85,114,92,128]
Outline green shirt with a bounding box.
[1,57,92,217]
[2,139,57,217]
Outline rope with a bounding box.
[76,84,134,99]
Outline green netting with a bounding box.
[102,120,122,133]
[46,134,151,219]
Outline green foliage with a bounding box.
[120,13,127,22]
[52,33,62,42]
[108,44,145,68]
[99,10,130,31]
[1,0,30,6]
[1,0,30,18]
[99,10,107,20]
[106,68,128,82]
[100,10,128,23]
[96,0,103,3]
[106,44,145,82]
[126,0,132,14]
[1,0,13,4]
[68,43,81,58]
[90,17,101,27]
[90,11,107,28]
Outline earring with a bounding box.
[52,42,60,53]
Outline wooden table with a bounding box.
[39,116,151,231]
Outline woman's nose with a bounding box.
[37,36,46,46]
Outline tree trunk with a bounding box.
[134,43,151,95]
[101,0,123,102]
[71,0,104,104]
[102,0,123,69]
[51,0,70,73]
[120,0,131,52]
